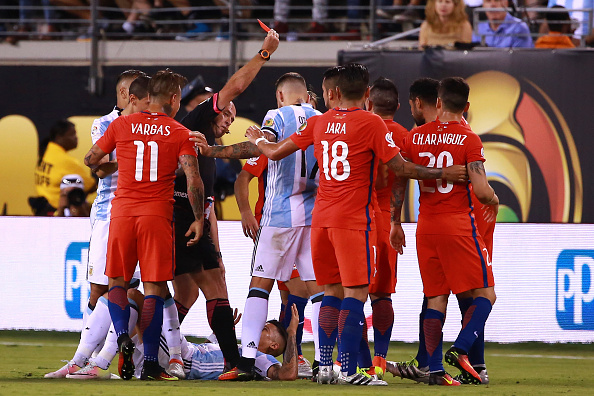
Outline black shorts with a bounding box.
[174,218,220,276]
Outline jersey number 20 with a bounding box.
[418,151,453,193]
[134,140,158,182]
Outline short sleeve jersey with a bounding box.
[180,93,222,198]
[402,119,485,235]
[290,107,400,230]
[242,155,268,223]
[96,111,197,220]
[375,120,409,214]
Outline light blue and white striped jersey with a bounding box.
[90,107,120,221]
[260,103,321,228]
[548,0,592,36]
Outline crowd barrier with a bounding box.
[1,217,592,343]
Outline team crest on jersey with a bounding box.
[385,132,397,148]
[264,118,274,127]
[297,121,307,135]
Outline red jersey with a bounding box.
[375,120,409,214]
[402,119,485,235]
[242,155,268,223]
[96,111,197,220]
[290,107,400,230]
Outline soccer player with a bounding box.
[84,69,205,381]
[388,77,495,385]
[170,29,280,375]
[44,72,150,379]
[198,72,325,381]
[391,77,498,386]
[195,63,467,385]
[361,77,409,379]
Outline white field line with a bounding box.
[0,341,79,347]
[490,353,594,360]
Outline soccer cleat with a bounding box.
[455,366,489,385]
[386,357,429,383]
[44,361,82,378]
[316,365,336,384]
[218,366,254,381]
[372,356,386,380]
[444,347,482,385]
[429,371,461,386]
[336,367,387,386]
[66,361,111,380]
[167,359,186,380]
[311,360,319,382]
[117,334,135,381]
[140,366,179,381]
[297,355,313,379]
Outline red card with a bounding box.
[257,19,271,32]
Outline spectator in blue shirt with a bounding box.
[472,0,534,47]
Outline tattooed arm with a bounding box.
[84,144,108,170]
[390,175,409,254]
[468,160,499,205]
[179,154,205,246]
[267,304,298,381]
[204,141,263,159]
[385,153,468,182]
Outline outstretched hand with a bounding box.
[189,131,211,156]
[245,125,267,144]
[287,304,299,335]
[261,29,280,54]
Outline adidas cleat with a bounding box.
[167,359,186,379]
[444,347,481,385]
[44,361,82,378]
[386,357,429,383]
[117,334,135,381]
[336,367,387,386]
[66,362,111,380]
[316,365,336,384]
[218,366,254,381]
[297,355,313,379]
[429,371,461,386]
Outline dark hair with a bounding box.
[409,78,439,105]
[438,77,469,113]
[129,74,151,100]
[336,63,369,100]
[547,5,571,33]
[370,77,399,116]
[275,72,307,90]
[267,319,288,354]
[117,69,146,86]
[322,65,343,90]
[308,89,319,110]
[38,119,75,164]
[149,69,188,100]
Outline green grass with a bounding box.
[1,330,593,395]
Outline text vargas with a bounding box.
[131,123,171,136]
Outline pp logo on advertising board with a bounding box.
[557,250,594,330]
[64,242,90,319]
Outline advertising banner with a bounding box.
[1,217,592,343]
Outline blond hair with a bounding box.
[425,0,468,33]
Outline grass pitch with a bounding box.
[1,330,593,395]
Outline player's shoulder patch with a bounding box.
[385,131,397,148]
[264,118,274,127]
[297,121,307,135]
[246,156,260,166]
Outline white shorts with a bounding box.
[87,217,110,285]
[251,226,316,282]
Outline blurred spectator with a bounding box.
[55,174,91,216]
[472,0,534,47]
[535,5,576,47]
[547,0,593,37]
[33,119,96,215]
[4,0,56,43]
[272,0,328,36]
[419,0,472,47]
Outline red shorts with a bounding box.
[474,207,495,259]
[277,268,300,292]
[416,233,494,297]
[106,216,175,282]
[311,227,377,287]
[369,212,397,294]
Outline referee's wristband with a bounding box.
[254,137,268,146]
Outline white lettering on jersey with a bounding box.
[411,133,467,146]
[385,132,396,148]
[324,122,346,134]
[131,123,171,136]
[246,157,259,166]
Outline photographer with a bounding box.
[55,174,91,217]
